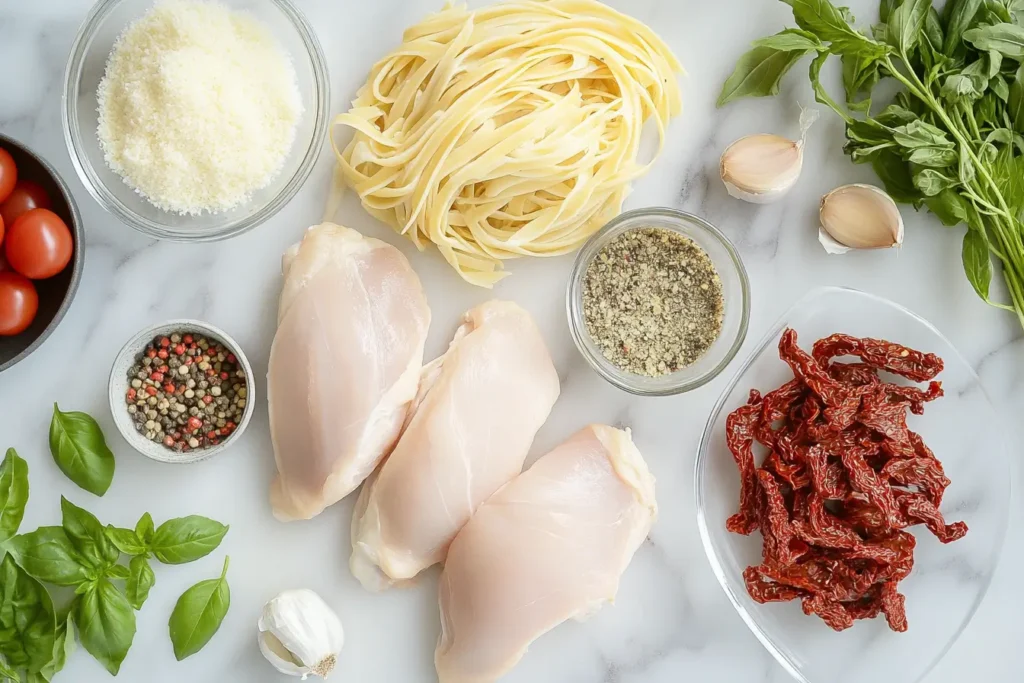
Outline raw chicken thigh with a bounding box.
[350,300,560,590]
[435,424,657,683]
[267,223,430,521]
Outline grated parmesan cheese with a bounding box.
[96,0,303,215]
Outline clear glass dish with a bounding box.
[62,0,329,241]
[695,287,1010,683]
[566,208,750,396]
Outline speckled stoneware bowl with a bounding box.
[108,319,255,464]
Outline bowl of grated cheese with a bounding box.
[63,0,329,241]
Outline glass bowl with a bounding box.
[566,208,750,396]
[62,0,329,241]
[695,287,1011,683]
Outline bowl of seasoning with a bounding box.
[566,208,750,396]
[108,320,254,463]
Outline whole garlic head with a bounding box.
[258,589,344,679]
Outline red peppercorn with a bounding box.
[174,343,186,355]
[207,431,218,440]
[227,353,236,363]
[225,421,237,430]
[183,334,193,344]
[185,357,193,365]
[146,348,157,359]
[126,388,136,401]
[145,386,158,396]
[206,368,216,377]
[187,416,203,432]
[159,337,170,348]
[220,371,229,380]
[164,383,176,394]
[202,395,213,405]
[163,436,175,448]
[157,349,169,360]
[150,371,164,382]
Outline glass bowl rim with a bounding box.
[565,207,751,396]
[693,285,1012,683]
[61,0,330,242]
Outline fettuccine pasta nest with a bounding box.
[332,0,683,286]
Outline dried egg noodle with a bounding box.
[331,0,683,286]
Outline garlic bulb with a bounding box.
[258,589,344,679]
[819,184,904,254]
[721,108,818,203]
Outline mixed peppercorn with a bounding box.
[726,329,965,633]
[125,332,247,453]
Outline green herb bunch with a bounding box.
[0,448,230,680]
[721,0,1024,328]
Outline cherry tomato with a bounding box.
[0,271,38,336]
[5,209,73,279]
[0,180,50,227]
[0,148,16,205]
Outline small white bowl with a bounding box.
[108,319,255,464]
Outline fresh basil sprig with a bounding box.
[8,528,93,587]
[61,497,119,571]
[150,516,229,565]
[75,579,136,675]
[48,404,115,497]
[126,556,155,611]
[0,555,56,677]
[721,0,1024,330]
[168,557,231,661]
[0,449,28,546]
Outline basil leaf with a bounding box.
[1009,64,1024,130]
[959,145,978,185]
[61,497,118,569]
[0,555,56,675]
[0,449,28,544]
[992,72,1011,100]
[925,7,945,48]
[913,168,958,195]
[49,404,115,497]
[872,149,923,203]
[782,0,889,57]
[126,557,155,611]
[941,71,987,101]
[926,189,971,225]
[809,51,854,122]
[150,516,228,565]
[945,0,985,56]
[168,557,230,661]
[37,612,75,682]
[8,528,91,586]
[106,526,146,557]
[754,28,826,52]
[876,104,919,126]
[887,0,932,53]
[892,119,955,148]
[842,52,881,112]
[963,228,994,300]
[964,22,1024,57]
[907,146,959,167]
[75,578,135,675]
[106,564,130,581]
[718,45,809,106]
[880,0,898,23]
[134,513,155,545]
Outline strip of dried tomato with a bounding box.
[801,594,855,631]
[846,587,884,621]
[841,450,904,528]
[726,402,763,535]
[743,566,808,603]
[812,334,944,382]
[758,469,801,563]
[883,457,951,507]
[883,381,943,415]
[779,328,849,406]
[897,492,969,543]
[829,362,880,386]
[858,393,916,456]
[880,581,908,632]
[764,451,811,489]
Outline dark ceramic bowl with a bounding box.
[0,133,84,373]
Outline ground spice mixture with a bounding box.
[582,227,725,377]
[125,332,247,452]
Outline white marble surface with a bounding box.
[0,1,1021,682]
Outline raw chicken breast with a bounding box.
[435,424,657,683]
[350,300,560,590]
[267,223,430,521]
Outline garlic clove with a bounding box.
[258,589,344,679]
[819,184,904,252]
[721,134,804,204]
[721,107,818,204]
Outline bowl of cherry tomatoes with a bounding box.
[0,133,82,373]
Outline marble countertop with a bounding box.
[1,0,1021,681]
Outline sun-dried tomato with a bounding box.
[724,328,966,633]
